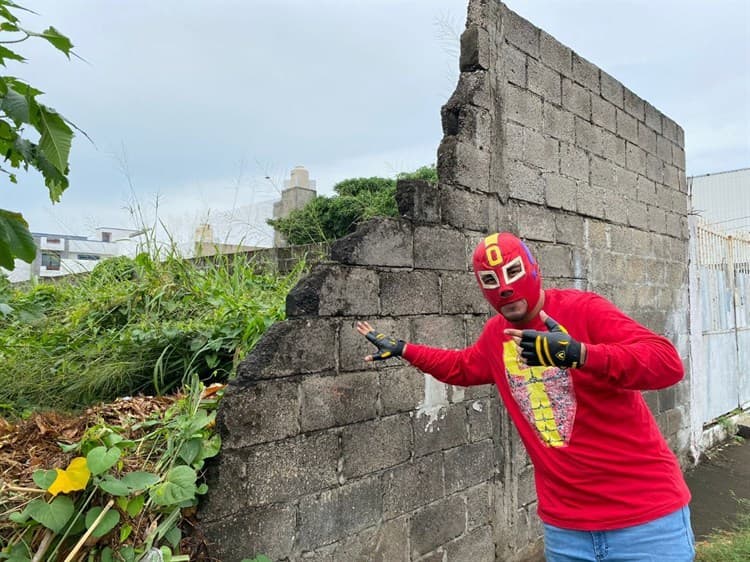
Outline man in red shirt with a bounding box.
[357,232,695,561]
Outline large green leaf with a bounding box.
[85,506,120,538]
[86,446,121,476]
[120,471,160,491]
[1,84,29,124]
[0,209,35,269]
[25,496,74,533]
[38,26,73,57]
[149,465,197,506]
[37,107,72,174]
[0,45,24,65]
[34,147,69,202]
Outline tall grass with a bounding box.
[0,249,307,414]
[696,499,750,562]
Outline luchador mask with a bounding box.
[472,232,542,313]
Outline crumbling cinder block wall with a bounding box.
[198,1,690,560]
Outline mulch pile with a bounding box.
[0,395,214,560]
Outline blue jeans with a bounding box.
[544,506,695,561]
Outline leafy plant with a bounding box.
[268,164,437,245]
[1,377,223,560]
[0,0,76,270]
[0,248,307,414]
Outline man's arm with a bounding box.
[578,294,684,390]
[356,321,494,387]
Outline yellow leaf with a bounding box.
[48,457,91,496]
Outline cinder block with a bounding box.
[562,78,591,119]
[591,156,616,188]
[554,213,585,245]
[572,53,599,92]
[523,129,559,172]
[501,42,527,87]
[540,31,572,76]
[601,130,627,168]
[532,243,574,277]
[626,142,647,174]
[221,379,299,450]
[380,270,440,316]
[288,266,380,317]
[338,316,411,372]
[411,315,466,349]
[657,135,673,162]
[444,525,495,562]
[617,167,638,195]
[616,108,638,144]
[666,212,683,239]
[646,154,663,184]
[200,450,252,521]
[383,453,445,518]
[638,121,658,155]
[440,187,490,232]
[670,188,688,216]
[507,160,545,204]
[560,143,589,182]
[341,415,412,479]
[505,84,543,131]
[326,518,409,562]
[543,102,575,143]
[410,495,466,557]
[237,319,336,381]
[504,8,540,57]
[636,175,658,206]
[517,203,556,242]
[244,432,339,506]
[300,372,379,432]
[592,96,616,132]
[528,58,561,105]
[438,137,492,192]
[576,182,607,220]
[396,179,440,224]
[663,164,680,191]
[441,271,491,314]
[517,465,537,507]
[201,504,296,562]
[330,218,413,268]
[468,397,494,442]
[644,102,663,133]
[414,226,467,270]
[297,476,383,550]
[460,25,490,71]
[380,366,425,416]
[647,205,667,234]
[442,102,493,149]
[600,71,624,108]
[662,117,680,144]
[545,173,577,211]
[445,440,496,494]
[414,403,469,456]
[656,184,674,210]
[574,118,603,155]
[445,68,494,112]
[466,483,493,530]
[604,193,628,225]
[624,90,646,121]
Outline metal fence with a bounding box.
[694,222,750,424]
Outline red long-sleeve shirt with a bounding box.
[403,288,690,530]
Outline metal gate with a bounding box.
[695,223,750,423]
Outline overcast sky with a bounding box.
[4,0,749,246]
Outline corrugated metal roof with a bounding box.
[689,168,750,234]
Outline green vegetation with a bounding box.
[0,250,306,414]
[696,499,750,562]
[0,0,76,271]
[268,164,437,245]
[2,376,222,560]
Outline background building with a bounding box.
[690,168,750,237]
[3,227,143,283]
[272,166,317,247]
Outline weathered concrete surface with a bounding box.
[198,1,691,560]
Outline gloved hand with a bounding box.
[356,321,405,361]
[519,315,583,368]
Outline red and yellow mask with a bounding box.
[472,232,542,313]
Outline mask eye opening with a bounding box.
[502,256,525,284]
[478,270,500,289]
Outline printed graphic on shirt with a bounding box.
[503,340,576,447]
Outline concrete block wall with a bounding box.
[199,1,691,560]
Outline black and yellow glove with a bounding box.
[365,330,405,361]
[520,316,583,368]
